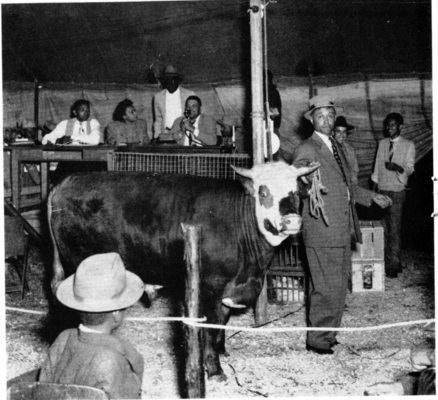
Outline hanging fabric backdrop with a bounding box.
[3,75,432,187]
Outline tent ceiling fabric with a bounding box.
[2,1,431,84]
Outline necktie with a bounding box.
[388,141,394,162]
[329,136,348,184]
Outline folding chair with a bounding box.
[5,215,30,299]
[8,382,107,400]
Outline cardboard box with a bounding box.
[352,259,385,292]
[352,220,384,260]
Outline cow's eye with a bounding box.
[260,191,267,198]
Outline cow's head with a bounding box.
[232,161,319,246]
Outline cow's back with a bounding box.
[50,172,272,288]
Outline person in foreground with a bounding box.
[39,252,145,399]
[106,98,149,146]
[364,345,435,395]
[42,99,101,145]
[292,95,392,355]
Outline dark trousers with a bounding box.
[305,245,350,349]
[380,190,406,273]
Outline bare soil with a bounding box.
[5,245,435,398]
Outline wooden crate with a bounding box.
[352,259,385,292]
[267,268,306,303]
[352,220,384,260]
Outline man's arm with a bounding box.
[198,115,219,146]
[41,120,68,145]
[159,117,183,143]
[153,94,163,138]
[370,141,383,187]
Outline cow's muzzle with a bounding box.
[264,214,302,236]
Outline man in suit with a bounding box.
[159,95,219,146]
[292,95,392,355]
[152,65,195,140]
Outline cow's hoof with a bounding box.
[222,298,246,309]
[208,372,227,382]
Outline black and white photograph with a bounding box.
[2,0,435,398]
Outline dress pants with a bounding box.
[380,189,406,274]
[305,245,350,349]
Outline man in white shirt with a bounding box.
[152,65,195,140]
[42,99,101,145]
[160,95,218,146]
[371,112,415,278]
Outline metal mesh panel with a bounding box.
[113,152,251,180]
[267,236,307,304]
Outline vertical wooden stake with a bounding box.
[254,275,268,325]
[182,223,205,398]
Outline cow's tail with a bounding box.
[47,185,65,296]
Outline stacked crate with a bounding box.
[267,235,306,304]
[351,220,385,292]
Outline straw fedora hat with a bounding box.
[217,115,241,128]
[56,253,144,312]
[304,95,343,120]
[334,116,355,132]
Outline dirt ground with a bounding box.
[5,245,435,398]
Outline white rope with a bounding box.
[183,319,435,332]
[6,307,433,333]
[308,169,329,226]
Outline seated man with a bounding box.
[8,253,145,399]
[158,95,218,146]
[42,99,101,145]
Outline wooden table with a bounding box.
[4,145,117,210]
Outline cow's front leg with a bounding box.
[203,327,226,381]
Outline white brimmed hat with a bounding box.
[56,253,144,312]
[304,95,344,120]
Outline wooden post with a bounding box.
[250,0,268,325]
[250,0,264,165]
[181,223,205,398]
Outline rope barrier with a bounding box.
[183,319,435,332]
[6,307,433,333]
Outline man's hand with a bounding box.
[385,162,404,173]
[180,118,194,132]
[364,381,404,396]
[373,194,393,208]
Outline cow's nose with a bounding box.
[280,214,301,232]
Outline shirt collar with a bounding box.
[79,323,103,334]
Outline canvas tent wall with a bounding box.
[3,72,432,188]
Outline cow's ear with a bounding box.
[236,175,256,196]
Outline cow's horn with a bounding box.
[231,165,255,178]
[293,162,320,177]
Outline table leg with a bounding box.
[10,150,21,209]
[41,162,49,204]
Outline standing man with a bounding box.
[292,95,391,355]
[371,112,415,278]
[333,116,359,185]
[159,95,218,146]
[152,65,195,140]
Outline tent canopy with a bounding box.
[2,1,431,85]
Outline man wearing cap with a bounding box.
[371,112,415,278]
[333,116,359,185]
[38,253,145,399]
[152,65,195,140]
[292,95,392,355]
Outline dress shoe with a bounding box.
[306,343,334,355]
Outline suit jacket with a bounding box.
[152,86,195,137]
[292,132,375,247]
[39,328,144,399]
[160,114,218,146]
